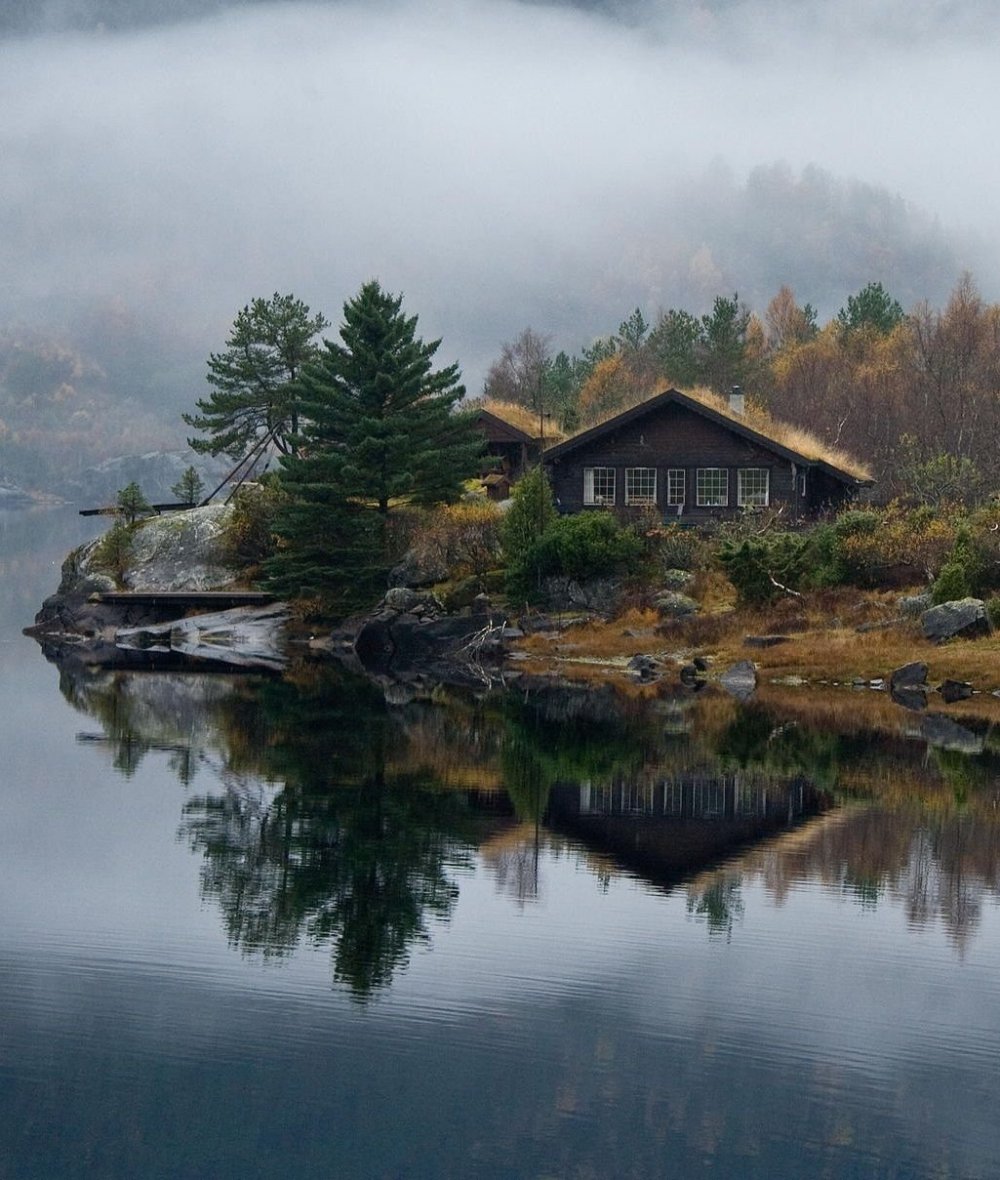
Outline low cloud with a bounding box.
[0,0,995,400]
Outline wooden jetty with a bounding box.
[95,590,275,609]
[79,502,194,517]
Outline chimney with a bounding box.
[728,385,744,415]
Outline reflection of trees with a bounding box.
[499,686,654,820]
[56,649,1000,967]
[179,671,485,999]
[687,873,744,938]
[739,806,1000,952]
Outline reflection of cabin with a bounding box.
[544,387,872,522]
[545,772,829,891]
[475,408,539,494]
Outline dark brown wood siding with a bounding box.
[546,401,802,519]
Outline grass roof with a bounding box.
[479,399,567,444]
[566,386,873,481]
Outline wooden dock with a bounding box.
[95,591,275,609]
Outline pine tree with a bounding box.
[171,465,205,505]
[267,281,483,610]
[184,293,329,459]
[115,480,151,524]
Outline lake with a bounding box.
[3,507,1000,1179]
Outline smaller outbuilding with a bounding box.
[543,387,872,522]
[474,401,564,499]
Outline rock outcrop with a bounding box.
[921,598,989,642]
[349,590,508,684]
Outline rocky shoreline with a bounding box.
[26,505,1000,704]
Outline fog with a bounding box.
[1,0,997,400]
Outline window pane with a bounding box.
[666,469,685,505]
[584,467,616,505]
[696,468,728,506]
[738,468,769,507]
[625,467,656,505]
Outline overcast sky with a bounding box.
[1,0,997,395]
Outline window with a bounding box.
[738,468,770,507]
[666,469,686,506]
[696,468,728,507]
[583,467,616,505]
[625,467,657,505]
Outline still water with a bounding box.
[3,508,1000,1179]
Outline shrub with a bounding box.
[646,521,704,572]
[91,519,135,586]
[931,526,987,604]
[499,467,556,567]
[718,534,810,605]
[506,511,645,604]
[825,504,955,588]
[407,500,502,586]
[221,477,288,569]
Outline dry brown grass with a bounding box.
[480,399,567,445]
[510,587,1000,696]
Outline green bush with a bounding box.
[221,477,288,569]
[931,526,987,604]
[985,596,1000,631]
[506,511,645,603]
[91,519,135,586]
[499,467,556,567]
[718,534,811,605]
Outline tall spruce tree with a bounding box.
[267,281,483,610]
[184,292,329,459]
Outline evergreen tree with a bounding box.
[171,464,205,505]
[837,281,905,335]
[115,480,151,524]
[184,292,329,459]
[267,281,483,610]
[698,293,751,394]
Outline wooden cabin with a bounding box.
[543,388,871,522]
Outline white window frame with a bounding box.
[583,466,616,506]
[696,467,729,507]
[625,467,657,506]
[666,468,686,507]
[737,468,770,508]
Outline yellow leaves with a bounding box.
[577,354,655,426]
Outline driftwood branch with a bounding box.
[767,572,803,598]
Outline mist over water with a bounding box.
[2,0,996,397]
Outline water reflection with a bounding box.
[60,656,1000,993]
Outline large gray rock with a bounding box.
[654,591,699,619]
[898,592,933,617]
[890,661,928,690]
[541,576,623,615]
[382,587,444,616]
[720,660,757,700]
[937,678,973,703]
[920,598,988,642]
[57,504,235,595]
[353,611,507,681]
[388,549,449,589]
[124,505,234,591]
